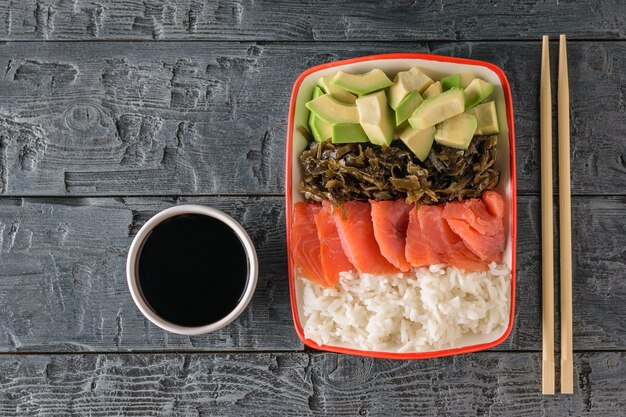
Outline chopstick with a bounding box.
[540,35,555,395]
[558,34,574,395]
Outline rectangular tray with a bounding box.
[285,53,517,359]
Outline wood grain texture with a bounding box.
[0,195,624,352]
[0,0,624,41]
[0,41,624,196]
[508,196,626,352]
[0,196,301,352]
[0,2,622,412]
[0,352,624,416]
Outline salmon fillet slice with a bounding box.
[442,198,501,236]
[314,203,354,286]
[446,241,491,271]
[482,190,505,218]
[333,201,400,275]
[405,206,442,267]
[445,218,504,262]
[291,202,329,287]
[417,205,456,253]
[442,192,505,261]
[417,205,491,271]
[370,199,413,272]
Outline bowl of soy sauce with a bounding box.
[126,205,258,335]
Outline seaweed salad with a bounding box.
[299,135,500,205]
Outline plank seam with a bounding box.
[1,39,625,44]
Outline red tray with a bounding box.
[285,53,517,359]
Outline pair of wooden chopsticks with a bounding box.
[541,34,573,395]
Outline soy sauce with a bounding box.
[137,214,248,327]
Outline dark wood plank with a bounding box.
[0,0,624,41]
[0,41,624,196]
[0,195,624,352]
[0,196,301,351]
[0,352,623,416]
[0,41,288,196]
[504,196,626,351]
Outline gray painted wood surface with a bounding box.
[0,0,625,414]
[0,0,624,41]
[0,352,624,416]
[0,196,301,352]
[0,195,624,353]
[0,41,625,196]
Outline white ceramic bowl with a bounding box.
[126,204,258,336]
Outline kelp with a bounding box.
[299,136,500,205]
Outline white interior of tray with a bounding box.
[290,58,513,353]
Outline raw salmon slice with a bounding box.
[291,202,329,287]
[482,190,505,218]
[442,192,505,261]
[417,205,490,271]
[333,201,400,275]
[442,198,501,236]
[417,205,457,253]
[405,206,441,267]
[446,241,491,271]
[314,203,353,286]
[370,200,413,272]
[445,219,504,262]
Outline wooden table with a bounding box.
[0,1,624,415]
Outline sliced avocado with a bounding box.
[387,68,433,110]
[408,88,465,131]
[356,90,394,146]
[441,73,476,90]
[434,113,477,150]
[398,125,436,162]
[395,90,423,126]
[317,74,357,104]
[465,101,500,135]
[332,123,369,143]
[308,87,333,142]
[311,86,324,99]
[422,81,442,99]
[309,115,333,143]
[306,93,360,124]
[464,78,494,109]
[331,69,393,95]
[394,121,409,138]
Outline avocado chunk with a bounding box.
[465,101,500,135]
[441,73,476,91]
[309,115,333,143]
[393,121,409,138]
[308,87,333,142]
[422,81,442,99]
[317,74,357,104]
[331,69,393,95]
[306,93,360,124]
[398,125,436,162]
[356,90,394,146]
[395,90,423,126]
[387,68,434,110]
[408,88,465,131]
[464,78,494,109]
[311,86,324,100]
[434,112,477,150]
[332,123,369,143]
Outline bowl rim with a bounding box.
[126,204,259,336]
[285,52,517,359]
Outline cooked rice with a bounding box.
[301,263,511,352]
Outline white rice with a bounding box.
[301,263,511,352]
